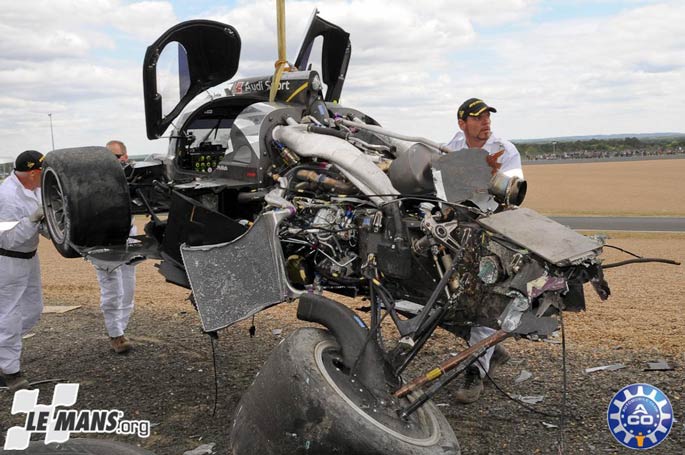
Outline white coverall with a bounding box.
[95,224,137,338]
[0,173,43,375]
[446,130,524,377]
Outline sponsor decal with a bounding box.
[607,383,673,450]
[232,79,291,95]
[233,81,244,95]
[4,384,150,450]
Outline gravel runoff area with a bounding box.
[1,231,683,454]
[523,158,685,217]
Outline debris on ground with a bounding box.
[542,422,558,429]
[42,305,82,314]
[182,443,215,455]
[515,369,533,384]
[644,359,673,371]
[584,363,625,373]
[0,378,64,390]
[512,395,545,404]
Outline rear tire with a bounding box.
[230,327,460,455]
[42,147,132,258]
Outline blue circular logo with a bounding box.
[607,383,673,450]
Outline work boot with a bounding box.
[454,366,483,404]
[489,344,511,375]
[110,335,131,354]
[2,372,30,392]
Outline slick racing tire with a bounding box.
[0,439,155,454]
[42,147,132,258]
[230,327,460,455]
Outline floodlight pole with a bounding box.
[48,113,55,151]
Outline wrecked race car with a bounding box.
[41,12,617,455]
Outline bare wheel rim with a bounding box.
[43,168,67,243]
[314,340,442,446]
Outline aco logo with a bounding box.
[607,383,673,450]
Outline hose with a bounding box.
[336,118,451,154]
[307,125,349,140]
[602,257,680,269]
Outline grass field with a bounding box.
[523,158,685,216]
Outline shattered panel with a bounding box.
[478,208,603,266]
[181,215,289,332]
[431,149,498,210]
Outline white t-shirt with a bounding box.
[445,131,524,179]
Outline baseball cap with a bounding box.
[14,150,44,172]
[458,98,497,121]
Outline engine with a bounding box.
[261,113,606,338]
[168,99,606,340]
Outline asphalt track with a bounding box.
[550,216,685,232]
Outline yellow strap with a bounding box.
[269,0,287,103]
[285,82,308,102]
[426,368,443,381]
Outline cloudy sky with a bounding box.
[1,0,683,160]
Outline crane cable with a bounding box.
[269,0,289,103]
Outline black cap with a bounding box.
[14,150,44,172]
[458,98,497,121]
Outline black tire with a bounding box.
[0,439,156,454]
[42,147,132,258]
[230,327,460,455]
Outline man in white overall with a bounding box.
[445,98,523,403]
[0,150,45,391]
[95,140,137,354]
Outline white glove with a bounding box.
[29,207,44,223]
[38,220,51,239]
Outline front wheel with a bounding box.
[230,327,460,455]
[42,147,132,258]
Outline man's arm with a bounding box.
[0,201,40,249]
[498,140,524,179]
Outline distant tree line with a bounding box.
[0,161,12,178]
[514,136,685,161]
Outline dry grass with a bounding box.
[523,158,685,216]
[564,236,685,355]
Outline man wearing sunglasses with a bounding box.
[0,150,46,391]
[107,139,129,163]
[94,140,137,354]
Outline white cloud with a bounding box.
[469,1,685,138]
[109,1,178,41]
[0,0,683,159]
[0,0,177,158]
